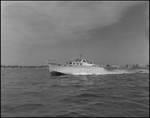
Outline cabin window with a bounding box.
[80,63,82,65]
[73,63,75,65]
[83,60,86,62]
[69,62,72,64]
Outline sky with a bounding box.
[1,1,149,66]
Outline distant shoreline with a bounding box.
[1,66,149,70]
[1,68,48,69]
[1,66,48,69]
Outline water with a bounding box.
[1,69,149,117]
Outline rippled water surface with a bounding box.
[1,69,149,117]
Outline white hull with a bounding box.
[48,63,108,75]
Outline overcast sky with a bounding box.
[1,1,149,66]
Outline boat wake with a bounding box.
[72,69,149,75]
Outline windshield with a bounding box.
[86,60,93,64]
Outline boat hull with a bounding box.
[48,63,108,75]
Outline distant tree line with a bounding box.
[105,64,149,68]
[1,65,48,69]
[125,64,149,68]
[1,64,149,69]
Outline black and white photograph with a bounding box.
[1,1,149,117]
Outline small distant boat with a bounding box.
[48,58,107,75]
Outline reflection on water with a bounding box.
[1,69,149,117]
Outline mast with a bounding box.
[74,43,76,60]
[73,40,83,60]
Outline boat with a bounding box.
[48,58,108,75]
[48,40,109,75]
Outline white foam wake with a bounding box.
[72,69,149,75]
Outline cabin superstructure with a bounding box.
[66,58,101,67]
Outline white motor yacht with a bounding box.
[48,58,108,75]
